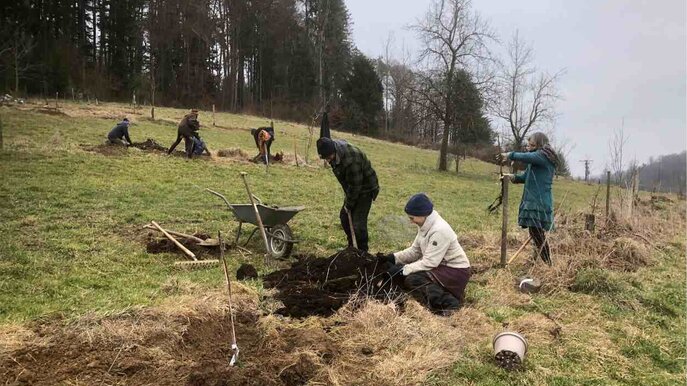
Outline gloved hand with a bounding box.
[386,263,404,278]
[383,253,396,265]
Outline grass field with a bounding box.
[0,100,684,385]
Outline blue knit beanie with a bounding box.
[405,193,433,216]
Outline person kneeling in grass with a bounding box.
[381,193,471,314]
[107,117,132,146]
[190,136,211,156]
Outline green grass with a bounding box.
[0,101,684,385]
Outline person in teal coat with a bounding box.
[500,132,558,266]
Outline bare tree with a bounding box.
[382,33,394,135]
[608,124,628,185]
[492,31,562,150]
[411,0,495,171]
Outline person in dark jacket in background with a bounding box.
[107,118,132,146]
[168,109,201,158]
[317,137,379,252]
[250,126,275,163]
[500,132,558,266]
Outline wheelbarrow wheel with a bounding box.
[268,224,293,259]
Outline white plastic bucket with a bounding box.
[492,331,528,364]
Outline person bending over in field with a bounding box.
[500,132,558,266]
[106,118,132,146]
[250,126,275,163]
[168,109,201,158]
[380,193,471,315]
[317,136,379,252]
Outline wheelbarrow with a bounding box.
[206,189,304,259]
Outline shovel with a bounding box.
[345,207,358,249]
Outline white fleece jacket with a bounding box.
[393,210,470,276]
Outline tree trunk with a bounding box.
[14,46,19,94]
[438,115,450,171]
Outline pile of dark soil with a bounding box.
[250,151,285,163]
[145,232,219,259]
[130,138,167,152]
[264,248,402,318]
[237,264,259,280]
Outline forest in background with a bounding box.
[0,0,503,160]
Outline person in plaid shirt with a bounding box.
[317,137,379,251]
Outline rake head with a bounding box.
[173,259,220,270]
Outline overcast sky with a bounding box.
[345,0,686,177]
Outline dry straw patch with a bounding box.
[480,268,532,307]
[606,237,652,272]
[322,300,495,386]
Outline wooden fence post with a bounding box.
[500,175,510,267]
[605,171,611,223]
[212,104,216,126]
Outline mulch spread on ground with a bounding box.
[264,248,402,318]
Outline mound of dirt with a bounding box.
[216,148,310,167]
[237,264,258,280]
[264,248,402,318]
[0,294,338,386]
[130,138,167,152]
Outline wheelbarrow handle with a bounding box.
[207,188,262,210]
[206,188,234,211]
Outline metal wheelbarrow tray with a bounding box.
[207,189,304,258]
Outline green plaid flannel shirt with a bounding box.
[331,140,379,208]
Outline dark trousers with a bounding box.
[529,227,551,265]
[404,272,461,311]
[339,193,373,251]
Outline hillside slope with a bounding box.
[0,101,684,385]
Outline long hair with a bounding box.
[528,132,550,149]
[529,132,558,167]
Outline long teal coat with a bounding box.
[508,150,555,230]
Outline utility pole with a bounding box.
[579,159,593,183]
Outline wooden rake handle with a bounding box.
[151,221,197,260]
[507,236,532,265]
